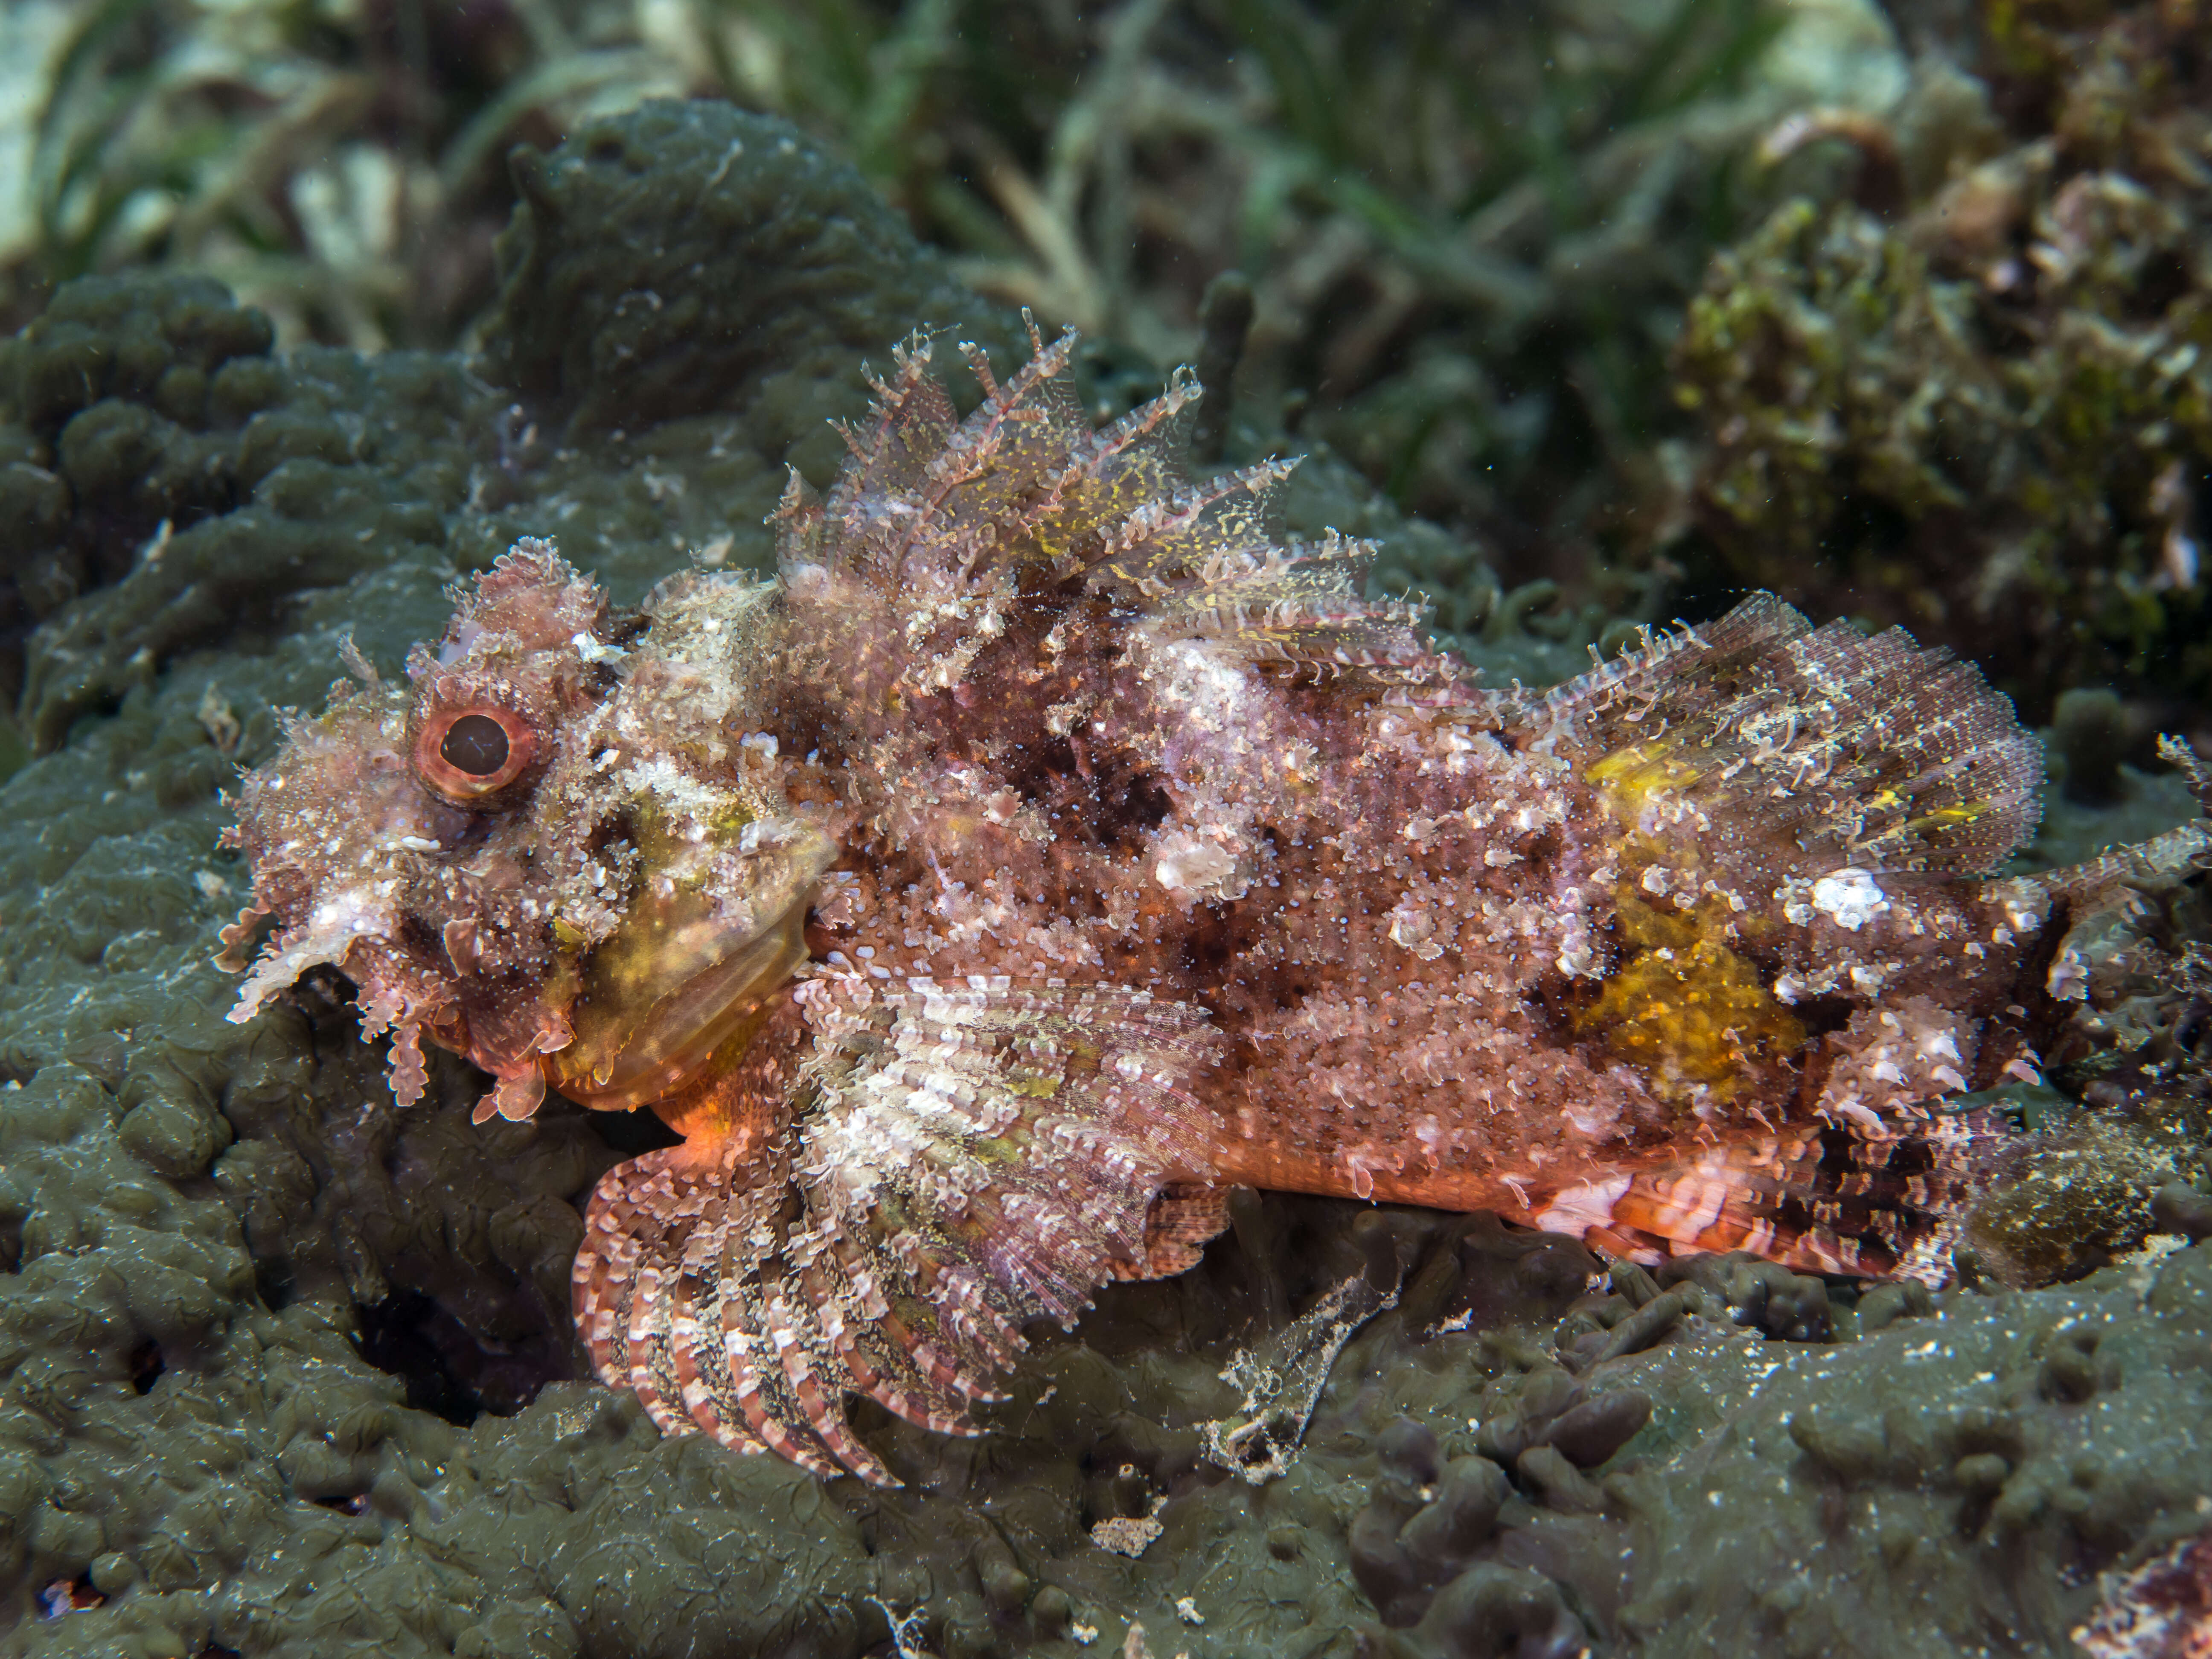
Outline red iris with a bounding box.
[414,706,536,800]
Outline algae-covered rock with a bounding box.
[1668,0,2212,727]
[1611,1247,2212,1657]
[0,286,495,756]
[1,90,2208,1659]
[480,100,1022,454]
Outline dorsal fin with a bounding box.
[1528,595,2042,879]
[774,323,1452,683]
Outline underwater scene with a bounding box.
[3,0,2212,1653]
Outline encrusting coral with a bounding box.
[220,316,2212,1486]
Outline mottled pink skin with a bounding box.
[224,330,2182,1484]
[221,545,633,1118]
[2077,1528,2212,1659]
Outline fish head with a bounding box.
[221,538,832,1122]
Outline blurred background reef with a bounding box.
[5,0,2209,748]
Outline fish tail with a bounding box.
[1523,1109,2020,1286]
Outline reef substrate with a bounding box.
[0,98,2208,1659]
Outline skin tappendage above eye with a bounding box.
[220,333,2212,1486]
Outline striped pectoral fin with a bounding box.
[1524,1109,2019,1286]
[571,974,1229,1486]
[572,1136,985,1487]
[790,975,1230,1415]
[1102,1182,1235,1281]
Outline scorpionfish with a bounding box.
[218,325,2192,1485]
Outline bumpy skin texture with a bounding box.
[219,323,2207,1487]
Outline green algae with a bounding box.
[1668,0,2212,724]
[0,93,2208,1659]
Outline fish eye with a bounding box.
[414,706,537,801]
[442,714,510,775]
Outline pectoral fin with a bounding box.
[572,975,1226,1485]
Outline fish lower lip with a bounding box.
[543,894,812,1113]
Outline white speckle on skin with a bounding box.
[1555,925,1598,978]
[1776,875,1813,926]
[2047,948,2090,1001]
[1811,868,1889,931]
[1386,897,1446,961]
[1532,1176,1632,1234]
[1990,877,2050,934]
[1153,833,1244,900]
[310,891,381,937]
[571,630,626,664]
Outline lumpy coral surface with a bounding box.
[0,97,2209,1659]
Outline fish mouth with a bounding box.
[543,818,834,1113]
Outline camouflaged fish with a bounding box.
[218,325,2210,1486]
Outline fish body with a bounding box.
[222,328,2150,1484]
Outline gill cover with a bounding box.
[545,808,837,1112]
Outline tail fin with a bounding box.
[1525,1109,2020,1286]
